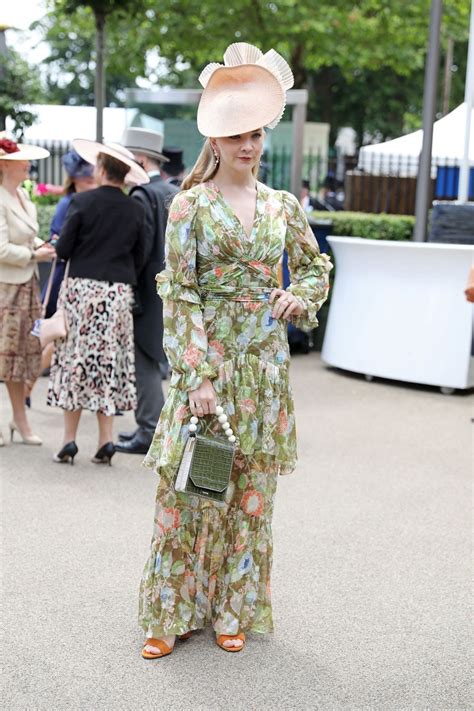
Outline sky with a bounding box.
[3,0,49,63]
[2,1,47,30]
[3,0,162,92]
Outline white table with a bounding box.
[321,237,474,391]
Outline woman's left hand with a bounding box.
[269,288,305,320]
[34,243,56,263]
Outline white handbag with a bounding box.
[34,258,70,348]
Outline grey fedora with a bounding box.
[122,127,169,162]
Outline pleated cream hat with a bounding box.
[197,42,294,138]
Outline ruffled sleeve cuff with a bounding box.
[286,250,332,330]
[169,361,218,392]
[282,191,333,331]
[156,269,202,304]
[286,290,320,331]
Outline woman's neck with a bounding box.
[1,176,21,197]
[212,165,256,191]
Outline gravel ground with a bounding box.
[1,354,471,711]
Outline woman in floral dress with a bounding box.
[139,42,332,657]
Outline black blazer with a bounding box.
[55,185,149,285]
[130,174,178,362]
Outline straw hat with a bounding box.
[197,42,294,138]
[0,135,49,161]
[72,138,149,185]
[122,127,169,163]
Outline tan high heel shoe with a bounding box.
[216,632,246,652]
[0,430,5,447]
[9,421,42,446]
[141,632,193,660]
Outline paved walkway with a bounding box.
[1,355,471,710]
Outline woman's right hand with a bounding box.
[188,378,217,416]
[34,243,56,262]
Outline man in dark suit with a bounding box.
[161,146,186,188]
[116,128,178,454]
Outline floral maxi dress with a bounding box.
[138,181,332,638]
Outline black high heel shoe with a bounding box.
[91,442,115,466]
[53,441,78,465]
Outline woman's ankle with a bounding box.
[12,414,31,433]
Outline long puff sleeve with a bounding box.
[156,191,217,392]
[282,191,333,330]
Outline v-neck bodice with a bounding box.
[185,181,287,294]
[206,180,260,241]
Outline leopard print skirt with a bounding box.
[47,277,137,415]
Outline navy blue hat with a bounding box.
[62,150,94,178]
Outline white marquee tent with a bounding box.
[6,105,164,144]
[358,102,474,176]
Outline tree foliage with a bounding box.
[34,0,472,142]
[0,49,42,137]
[137,0,471,81]
[308,37,468,145]
[35,6,150,106]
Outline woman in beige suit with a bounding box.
[0,137,55,446]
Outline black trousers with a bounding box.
[134,343,165,436]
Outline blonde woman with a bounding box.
[0,137,54,446]
[138,43,332,657]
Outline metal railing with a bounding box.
[28,139,72,186]
[346,153,474,215]
[29,140,474,215]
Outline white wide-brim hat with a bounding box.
[0,144,50,160]
[72,138,149,185]
[197,43,294,138]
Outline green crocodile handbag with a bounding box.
[175,407,236,503]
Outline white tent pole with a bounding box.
[458,0,474,202]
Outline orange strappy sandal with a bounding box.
[142,631,193,659]
[216,632,246,653]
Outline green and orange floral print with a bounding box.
[139,181,332,638]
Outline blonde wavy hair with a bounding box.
[181,138,260,190]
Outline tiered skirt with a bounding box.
[139,351,296,637]
[139,455,277,637]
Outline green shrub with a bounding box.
[311,211,415,241]
[36,204,57,242]
[33,194,62,205]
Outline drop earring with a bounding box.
[211,145,220,166]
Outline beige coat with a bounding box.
[0,185,41,284]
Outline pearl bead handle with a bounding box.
[188,408,236,444]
